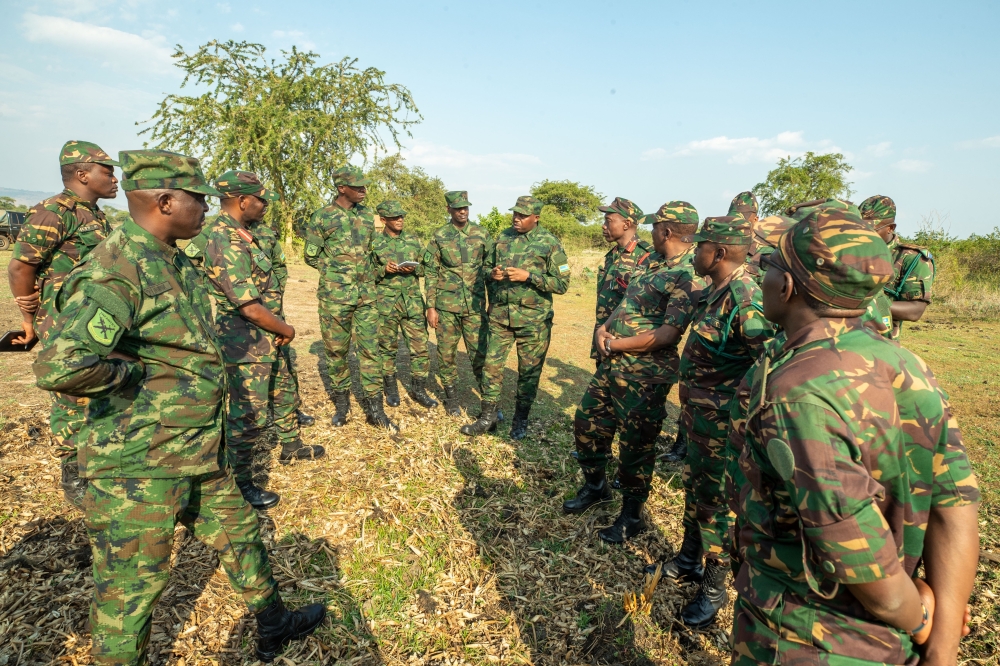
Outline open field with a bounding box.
[0,251,998,665]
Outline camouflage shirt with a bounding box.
[593,236,654,357]
[422,221,493,315]
[488,224,571,328]
[604,246,707,384]
[186,213,277,364]
[885,235,934,303]
[33,218,226,479]
[250,222,286,314]
[734,318,979,664]
[679,263,774,409]
[372,229,426,316]
[11,188,111,339]
[303,200,377,305]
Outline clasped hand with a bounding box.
[491,266,529,282]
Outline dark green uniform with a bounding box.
[592,235,654,359]
[373,228,430,380]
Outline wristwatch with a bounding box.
[604,338,613,354]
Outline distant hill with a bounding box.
[0,187,126,209]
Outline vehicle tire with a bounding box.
[0,235,10,251]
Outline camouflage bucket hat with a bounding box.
[598,196,643,223]
[727,190,758,217]
[60,140,119,167]
[376,199,407,218]
[654,201,699,226]
[776,199,893,309]
[214,169,279,201]
[445,190,472,208]
[333,165,371,187]
[858,194,897,229]
[754,214,796,249]
[119,150,222,196]
[690,216,752,244]
[509,195,544,216]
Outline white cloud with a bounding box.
[401,140,541,171]
[640,148,668,161]
[981,136,1000,147]
[217,2,232,12]
[644,131,842,164]
[232,22,244,32]
[866,141,892,157]
[20,13,174,74]
[893,159,932,173]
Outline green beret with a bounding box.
[333,165,371,187]
[690,216,752,244]
[654,201,699,226]
[858,194,897,229]
[598,196,643,223]
[509,195,544,216]
[214,169,279,201]
[376,199,407,218]
[445,190,472,208]
[60,140,119,167]
[119,150,221,196]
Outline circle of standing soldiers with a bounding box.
[9,141,981,665]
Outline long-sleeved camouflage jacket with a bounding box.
[303,200,377,305]
[422,221,493,315]
[372,229,426,318]
[251,222,287,314]
[487,224,570,328]
[593,236,654,358]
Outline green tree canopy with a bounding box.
[475,207,508,238]
[752,152,854,216]
[139,40,420,246]
[366,155,448,239]
[0,196,26,212]
[530,180,604,223]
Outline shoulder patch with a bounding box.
[559,264,570,274]
[305,243,320,257]
[87,308,121,346]
[184,243,201,258]
[766,438,795,481]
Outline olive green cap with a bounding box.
[598,196,643,223]
[119,150,221,196]
[214,170,279,201]
[654,201,699,226]
[333,165,371,187]
[376,199,407,218]
[445,190,472,208]
[60,140,119,167]
[690,216,752,244]
[509,195,544,215]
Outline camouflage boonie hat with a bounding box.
[376,199,407,218]
[598,197,643,223]
[858,194,897,229]
[445,190,472,208]
[728,191,758,216]
[690,216,752,244]
[333,165,371,187]
[776,199,893,309]
[754,214,796,249]
[654,201,699,226]
[509,195,544,216]
[59,140,119,167]
[214,170,279,201]
[119,150,221,196]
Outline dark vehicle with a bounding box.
[0,209,26,251]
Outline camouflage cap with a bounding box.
[119,150,222,196]
[59,140,119,167]
[333,165,371,187]
[638,213,658,226]
[690,216,752,244]
[214,169,279,201]
[509,195,544,216]
[445,190,472,208]
[776,199,893,309]
[754,214,796,249]
[598,196,643,223]
[654,201,699,226]
[728,191,758,216]
[858,194,897,229]
[376,199,407,218]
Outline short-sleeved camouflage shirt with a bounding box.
[185,213,277,364]
[422,221,493,315]
[593,236,654,357]
[33,218,226,479]
[488,224,570,328]
[11,188,111,339]
[303,200,377,305]
[679,264,774,409]
[603,245,707,384]
[372,229,426,317]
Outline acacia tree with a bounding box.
[139,40,420,246]
[752,152,854,216]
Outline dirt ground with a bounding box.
[0,254,997,665]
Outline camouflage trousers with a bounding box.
[318,299,382,397]
[574,362,669,502]
[379,303,431,380]
[51,391,87,505]
[82,472,277,666]
[226,362,272,484]
[480,319,552,407]
[269,345,301,445]
[435,309,488,387]
[680,401,736,562]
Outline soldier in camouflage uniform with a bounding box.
[743,214,795,286]
[186,170,324,510]
[731,200,980,665]
[372,199,438,409]
[32,150,324,665]
[304,165,396,431]
[565,203,706,544]
[461,195,570,439]
[7,141,118,508]
[655,216,774,628]
[728,191,758,226]
[423,190,493,415]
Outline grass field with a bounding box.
[0,251,997,665]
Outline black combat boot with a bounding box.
[443,384,462,416]
[331,390,351,427]
[408,377,439,408]
[680,558,730,628]
[662,430,688,463]
[60,457,87,510]
[279,438,326,464]
[383,374,401,407]
[460,402,498,436]
[255,595,326,662]
[645,523,704,582]
[237,480,280,510]
[362,395,399,432]
[509,403,531,440]
[562,469,613,514]
[598,496,648,544]
[296,410,316,427]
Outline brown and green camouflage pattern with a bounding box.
[375,199,407,218]
[332,164,371,187]
[598,196,643,222]
[886,235,934,303]
[225,362,272,484]
[445,190,472,208]
[859,193,897,228]
[728,190,758,217]
[690,216,752,244]
[654,200,699,226]
[745,214,795,286]
[214,169,279,201]
[59,140,119,166]
[509,195,544,216]
[373,229,430,379]
[591,235,654,359]
[118,150,221,196]
[34,217,227,479]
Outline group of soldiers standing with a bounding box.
[5,139,982,665]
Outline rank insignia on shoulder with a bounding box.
[559,264,570,274]
[236,228,254,244]
[87,308,121,346]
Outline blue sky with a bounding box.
[1,0,997,235]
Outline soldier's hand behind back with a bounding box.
[275,325,296,346]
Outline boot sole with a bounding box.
[562,496,613,514]
[255,608,327,662]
